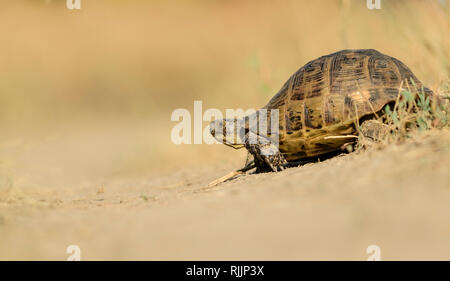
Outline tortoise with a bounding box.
[209,49,434,172]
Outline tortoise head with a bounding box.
[209,118,245,149]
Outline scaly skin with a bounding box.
[243,131,287,172]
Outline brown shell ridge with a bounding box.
[302,89,307,136]
[321,55,333,127]
[285,74,296,132]
[264,49,433,160]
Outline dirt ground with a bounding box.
[1,124,449,260]
[1,0,449,261]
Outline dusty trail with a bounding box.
[1,129,449,260]
[0,0,449,261]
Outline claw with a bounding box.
[266,160,276,172]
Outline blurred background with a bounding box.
[0,0,449,185]
[1,0,450,261]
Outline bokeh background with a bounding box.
[0,0,448,186]
[1,0,450,260]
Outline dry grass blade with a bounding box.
[206,170,246,188]
[206,162,256,188]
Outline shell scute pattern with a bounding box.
[260,49,432,161]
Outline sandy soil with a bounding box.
[1,125,449,261]
[0,0,449,261]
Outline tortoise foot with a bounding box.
[244,131,287,173]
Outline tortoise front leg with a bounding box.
[243,131,287,172]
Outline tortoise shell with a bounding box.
[258,49,433,161]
